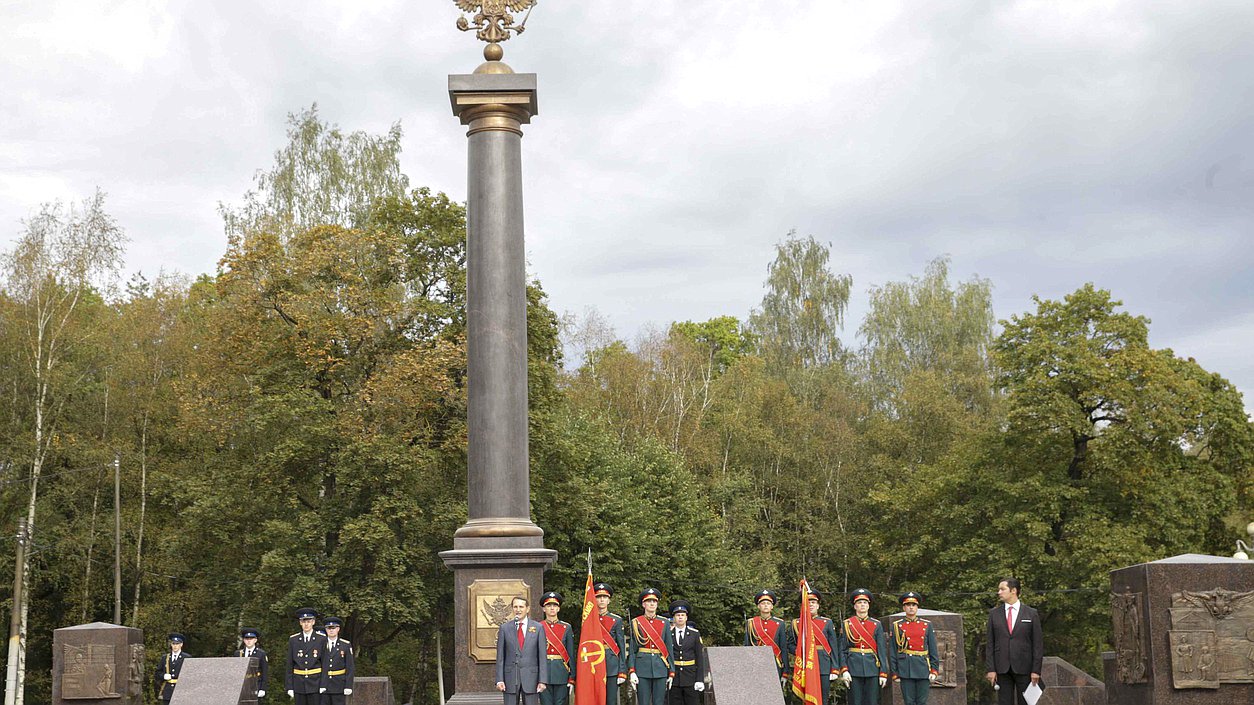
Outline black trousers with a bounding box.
[668,685,702,705]
[293,692,320,705]
[996,672,1031,705]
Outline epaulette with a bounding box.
[316,630,327,636]
[559,620,572,627]
[919,618,930,624]
[339,639,351,645]
[290,633,301,638]
[608,612,622,620]
[689,626,700,633]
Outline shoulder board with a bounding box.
[290,633,301,638]
[339,639,351,645]
[919,618,930,624]
[559,620,572,627]
[689,627,700,633]
[869,618,880,624]
[608,613,622,620]
[316,630,326,636]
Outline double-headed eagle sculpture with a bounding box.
[455,0,536,44]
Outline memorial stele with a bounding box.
[438,2,556,704]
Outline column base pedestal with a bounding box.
[441,546,557,700]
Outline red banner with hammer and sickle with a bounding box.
[575,571,607,705]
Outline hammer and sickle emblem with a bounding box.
[579,641,606,675]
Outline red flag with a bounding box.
[791,578,823,705]
[574,571,607,705]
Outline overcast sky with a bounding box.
[3,0,1252,406]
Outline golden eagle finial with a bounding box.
[455,0,536,46]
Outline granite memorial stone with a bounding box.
[52,622,144,705]
[1036,656,1104,705]
[167,657,257,705]
[350,676,395,705]
[704,646,785,705]
[1106,553,1254,705]
[878,608,966,705]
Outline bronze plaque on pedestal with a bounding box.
[467,578,531,663]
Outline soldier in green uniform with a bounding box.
[593,583,628,705]
[788,587,841,705]
[236,628,268,700]
[839,589,889,705]
[628,587,674,705]
[321,616,354,704]
[539,591,575,705]
[889,592,939,705]
[286,607,326,705]
[154,632,188,703]
[744,589,790,688]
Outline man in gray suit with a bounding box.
[985,577,1044,705]
[496,595,548,705]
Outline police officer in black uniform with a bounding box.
[155,632,188,702]
[237,627,268,700]
[668,601,705,705]
[286,608,326,705]
[321,616,355,705]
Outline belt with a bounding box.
[849,648,876,654]
[293,668,322,676]
[674,660,696,667]
[638,648,661,654]
[328,669,347,676]
[547,655,567,660]
[168,679,178,684]
[903,649,929,656]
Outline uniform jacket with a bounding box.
[627,615,674,679]
[286,631,327,694]
[599,612,628,679]
[320,638,354,694]
[540,619,576,685]
[496,617,546,694]
[839,616,889,678]
[745,616,790,675]
[888,617,938,680]
[788,616,841,676]
[236,646,269,694]
[670,624,705,688]
[985,603,1043,676]
[154,650,188,701]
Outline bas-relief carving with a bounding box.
[932,630,958,688]
[62,644,122,699]
[1168,588,1254,689]
[127,644,144,701]
[1111,591,1147,684]
[467,578,531,664]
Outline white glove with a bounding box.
[666,677,673,689]
[257,691,265,698]
[318,688,326,694]
[163,673,172,681]
[929,673,937,682]
[829,672,837,681]
[287,690,294,698]
[629,673,639,687]
[616,675,626,685]
[694,682,704,692]
[879,676,887,687]
[568,684,574,696]
[343,688,352,695]
[841,672,852,685]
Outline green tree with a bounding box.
[749,233,852,371]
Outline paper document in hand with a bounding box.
[1022,682,1043,705]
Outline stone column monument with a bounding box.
[438,4,557,704]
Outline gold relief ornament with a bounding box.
[455,0,536,45]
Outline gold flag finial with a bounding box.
[455,0,536,45]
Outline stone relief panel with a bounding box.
[61,644,122,699]
[1169,588,1254,688]
[933,630,958,688]
[1111,590,1147,684]
[126,644,144,701]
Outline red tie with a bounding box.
[518,621,525,648]
[1006,606,1015,634]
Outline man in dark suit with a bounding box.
[496,595,548,705]
[985,578,1044,705]
[667,600,705,705]
[320,616,354,704]
[286,607,326,705]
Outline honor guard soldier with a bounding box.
[839,589,890,705]
[668,601,705,705]
[321,616,355,704]
[237,628,269,700]
[154,632,188,702]
[539,592,575,705]
[889,592,940,705]
[628,587,674,705]
[593,583,628,705]
[286,607,326,705]
[788,588,841,705]
[744,589,791,687]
